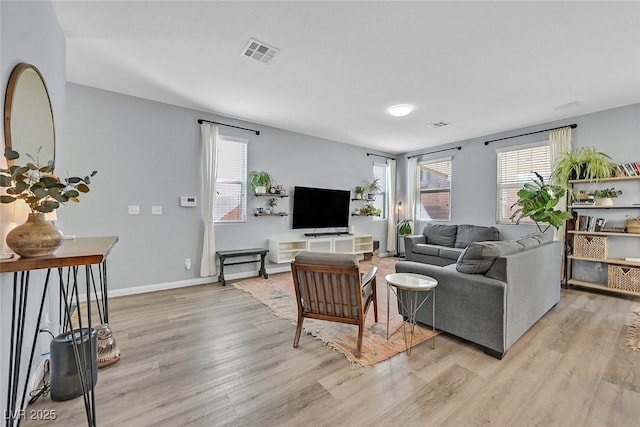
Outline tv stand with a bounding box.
[268,234,374,263]
[304,231,350,237]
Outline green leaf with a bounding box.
[0,195,16,203]
[38,165,55,173]
[15,181,28,193]
[4,147,19,160]
[76,183,90,193]
[66,177,82,184]
[41,200,59,210]
[32,187,48,199]
[26,163,38,170]
[64,189,80,198]
[0,175,13,186]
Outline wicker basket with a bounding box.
[608,264,640,293]
[573,235,608,259]
[626,217,640,234]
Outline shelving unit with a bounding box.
[566,175,640,297]
[254,212,288,217]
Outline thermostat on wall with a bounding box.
[180,196,197,207]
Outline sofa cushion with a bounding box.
[514,236,542,249]
[439,247,465,260]
[454,224,500,248]
[456,240,523,274]
[423,224,458,247]
[412,244,441,257]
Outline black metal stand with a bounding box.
[5,262,109,427]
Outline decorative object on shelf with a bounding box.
[248,171,272,195]
[626,216,640,234]
[95,323,121,368]
[268,198,278,209]
[1,148,97,257]
[590,188,622,206]
[355,186,365,199]
[364,178,382,200]
[359,204,382,217]
[509,172,572,232]
[551,147,615,190]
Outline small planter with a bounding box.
[594,197,614,206]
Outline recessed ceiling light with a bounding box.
[388,104,413,117]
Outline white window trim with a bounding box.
[495,141,550,225]
[418,156,452,222]
[373,162,389,221]
[214,136,248,224]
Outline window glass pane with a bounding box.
[214,138,247,222]
[418,158,451,220]
[496,143,550,223]
[372,163,388,219]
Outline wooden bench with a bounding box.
[216,248,269,286]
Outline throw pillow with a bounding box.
[454,224,500,248]
[423,224,458,247]
[456,240,522,274]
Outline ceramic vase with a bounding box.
[6,212,63,257]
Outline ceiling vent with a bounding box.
[241,38,279,64]
[427,121,450,129]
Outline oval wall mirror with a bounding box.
[4,63,55,166]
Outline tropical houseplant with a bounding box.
[510,172,572,233]
[364,178,382,200]
[360,204,382,217]
[590,188,621,206]
[248,171,272,195]
[396,218,414,236]
[551,147,615,188]
[1,147,97,256]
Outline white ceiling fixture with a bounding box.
[388,104,413,117]
[427,121,450,129]
[241,38,279,64]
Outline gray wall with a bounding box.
[64,83,391,293]
[398,103,640,281]
[1,0,66,415]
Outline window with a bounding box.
[418,158,451,220]
[214,137,248,222]
[372,163,388,220]
[496,142,550,223]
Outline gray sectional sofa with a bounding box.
[396,233,561,358]
[404,224,500,266]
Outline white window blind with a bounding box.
[418,157,452,220]
[372,163,388,220]
[496,142,550,223]
[214,137,247,222]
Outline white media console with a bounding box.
[268,234,374,264]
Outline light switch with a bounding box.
[128,205,140,215]
[152,206,163,215]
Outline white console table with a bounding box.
[268,234,374,263]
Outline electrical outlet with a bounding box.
[185,258,192,270]
[595,263,603,272]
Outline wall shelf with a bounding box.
[254,212,288,217]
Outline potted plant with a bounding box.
[510,172,573,233]
[0,147,97,257]
[551,147,615,188]
[360,204,382,216]
[267,198,278,213]
[364,178,382,200]
[248,171,271,195]
[396,219,414,236]
[590,188,621,206]
[354,186,365,199]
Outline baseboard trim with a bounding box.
[102,265,292,299]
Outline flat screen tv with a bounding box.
[292,186,350,230]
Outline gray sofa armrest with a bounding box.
[404,234,426,260]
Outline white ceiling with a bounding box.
[52,1,640,154]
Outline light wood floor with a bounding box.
[25,273,640,427]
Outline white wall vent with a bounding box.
[241,38,279,64]
[427,121,450,129]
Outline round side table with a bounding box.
[385,272,438,355]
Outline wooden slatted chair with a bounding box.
[290,251,378,357]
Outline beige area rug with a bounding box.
[628,309,640,351]
[232,256,438,367]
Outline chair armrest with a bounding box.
[404,234,426,255]
[361,266,378,286]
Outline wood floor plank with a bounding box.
[21,266,640,427]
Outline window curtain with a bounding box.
[200,123,219,277]
[386,159,397,253]
[406,156,418,221]
[549,127,572,281]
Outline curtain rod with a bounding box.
[484,124,576,146]
[366,153,396,160]
[197,119,260,135]
[406,146,462,159]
